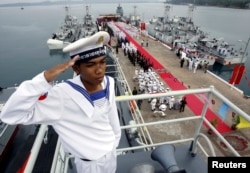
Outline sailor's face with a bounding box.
[76,56,106,86]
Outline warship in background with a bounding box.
[79,5,98,38]
[46,6,81,50]
[146,4,248,67]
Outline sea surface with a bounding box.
[0,2,250,95]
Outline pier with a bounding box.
[111,24,250,156]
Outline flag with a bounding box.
[38,92,48,100]
[140,22,146,30]
[234,66,245,84]
[229,65,240,84]
[217,102,229,120]
[236,116,250,129]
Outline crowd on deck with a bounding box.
[105,21,189,116]
[130,66,188,116]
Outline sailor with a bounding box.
[193,60,199,73]
[150,98,157,111]
[169,96,175,110]
[133,68,139,81]
[0,31,121,173]
[158,103,167,116]
[159,96,165,104]
[188,58,194,71]
[164,88,171,104]
[141,39,144,47]
[134,68,139,76]
[159,103,167,112]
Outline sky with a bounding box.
[0,0,160,5]
[0,0,45,4]
[0,0,85,5]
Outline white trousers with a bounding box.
[74,149,117,173]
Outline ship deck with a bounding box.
[110,25,250,157]
[117,144,207,173]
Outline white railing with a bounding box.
[22,86,250,172]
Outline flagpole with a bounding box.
[239,36,250,65]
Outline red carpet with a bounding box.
[115,23,232,133]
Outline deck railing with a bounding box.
[21,86,250,173]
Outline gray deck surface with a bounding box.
[117,144,207,173]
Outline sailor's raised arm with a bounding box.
[44,55,80,82]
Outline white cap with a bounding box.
[63,31,110,62]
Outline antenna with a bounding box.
[164,4,172,22]
[188,4,196,21]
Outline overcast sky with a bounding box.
[0,0,50,4]
[0,0,160,5]
[0,0,48,5]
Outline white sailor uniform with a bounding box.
[0,74,121,173]
[150,98,157,111]
[158,103,167,116]
[1,31,121,173]
[169,96,175,110]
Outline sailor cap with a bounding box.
[63,31,110,62]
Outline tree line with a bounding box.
[168,0,250,9]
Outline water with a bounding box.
[0,3,250,95]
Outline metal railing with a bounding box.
[21,86,250,172]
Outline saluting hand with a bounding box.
[44,55,80,82]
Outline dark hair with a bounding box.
[74,55,107,66]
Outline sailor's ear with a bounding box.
[72,64,80,74]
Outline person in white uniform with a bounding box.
[150,98,157,111]
[0,31,121,173]
[169,96,175,110]
[158,103,167,116]
[159,103,167,112]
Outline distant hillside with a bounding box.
[167,0,250,9]
[1,0,249,9]
[0,0,164,8]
